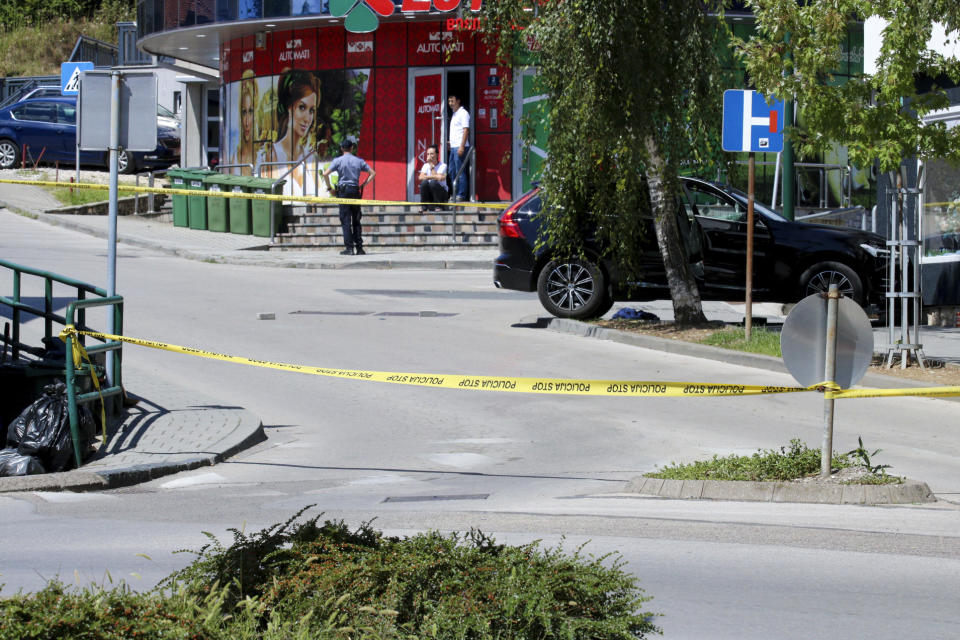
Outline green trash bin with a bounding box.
[167,168,189,227]
[202,173,234,232]
[247,177,286,238]
[181,169,217,230]
[225,176,252,235]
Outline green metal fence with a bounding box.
[0,259,123,467]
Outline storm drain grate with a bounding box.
[374,311,457,317]
[289,311,374,316]
[382,493,490,503]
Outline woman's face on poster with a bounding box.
[291,91,317,142]
[241,92,255,142]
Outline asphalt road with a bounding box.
[2,209,960,639]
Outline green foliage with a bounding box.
[2,508,660,639]
[646,438,854,481]
[0,0,132,32]
[846,436,892,475]
[735,0,960,171]
[0,580,216,640]
[699,326,783,356]
[480,1,738,324]
[0,0,133,76]
[46,186,136,206]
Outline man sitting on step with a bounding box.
[418,144,449,213]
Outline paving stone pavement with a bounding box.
[1,179,954,503]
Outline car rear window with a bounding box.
[12,102,56,123]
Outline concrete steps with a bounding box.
[273,203,503,251]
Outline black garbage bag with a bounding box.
[10,380,96,472]
[0,448,46,476]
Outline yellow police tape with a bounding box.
[57,326,960,400]
[0,177,508,210]
[60,326,816,398]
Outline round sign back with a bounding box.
[780,294,874,388]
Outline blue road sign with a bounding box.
[722,89,784,153]
[61,62,94,95]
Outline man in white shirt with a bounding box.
[418,144,449,212]
[447,94,470,202]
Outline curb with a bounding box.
[625,476,936,505]
[0,383,266,494]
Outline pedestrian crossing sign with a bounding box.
[61,62,94,95]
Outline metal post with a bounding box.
[745,153,755,341]
[147,172,155,213]
[782,31,796,222]
[105,70,120,389]
[771,151,781,209]
[76,77,81,185]
[886,172,897,368]
[64,329,83,469]
[821,283,840,477]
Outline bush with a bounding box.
[0,580,215,640]
[1,507,660,639]
[646,438,854,482]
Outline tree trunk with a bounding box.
[644,136,708,326]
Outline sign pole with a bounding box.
[106,70,120,390]
[821,283,840,477]
[745,153,755,341]
[75,78,81,184]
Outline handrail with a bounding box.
[256,150,320,243]
[450,145,476,240]
[0,259,124,469]
[217,162,255,175]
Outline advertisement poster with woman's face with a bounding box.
[227,67,369,198]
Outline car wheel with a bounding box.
[537,258,609,319]
[0,138,20,169]
[800,261,864,304]
[117,149,135,174]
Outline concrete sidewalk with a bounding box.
[1,181,497,269]
[0,370,264,493]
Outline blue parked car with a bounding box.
[0,96,180,174]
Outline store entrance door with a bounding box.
[407,67,473,201]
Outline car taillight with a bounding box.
[499,192,535,239]
[499,209,524,238]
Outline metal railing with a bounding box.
[737,160,852,210]
[217,163,254,175]
[450,145,476,240]
[256,149,319,242]
[0,260,124,467]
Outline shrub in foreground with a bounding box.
[1,507,660,639]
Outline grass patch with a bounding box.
[698,326,782,357]
[646,439,849,481]
[45,185,134,207]
[646,438,904,484]
[0,507,661,639]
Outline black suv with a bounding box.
[493,176,886,319]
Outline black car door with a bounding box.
[681,181,772,298]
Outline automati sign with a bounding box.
[334,0,483,33]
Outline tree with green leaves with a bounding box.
[735,0,960,173]
[480,1,734,325]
